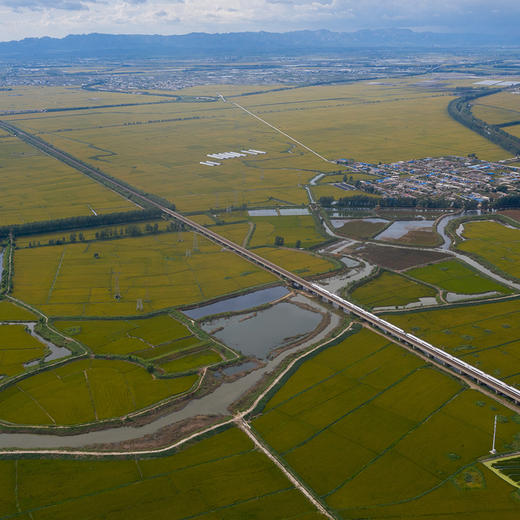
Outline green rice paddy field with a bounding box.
[406,259,511,295]
[350,271,437,308]
[53,314,222,374]
[0,427,321,520]
[0,325,46,377]
[458,221,520,280]
[388,299,520,385]
[12,230,336,317]
[252,328,520,518]
[0,134,135,225]
[0,358,198,426]
[0,301,35,321]
[53,314,197,357]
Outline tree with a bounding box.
[274,236,284,246]
[295,240,302,249]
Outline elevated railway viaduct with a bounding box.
[2,119,519,407]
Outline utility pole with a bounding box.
[490,415,498,455]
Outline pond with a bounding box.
[182,286,290,320]
[201,301,323,359]
[375,220,434,240]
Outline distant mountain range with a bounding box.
[1,29,519,61]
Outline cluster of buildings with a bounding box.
[339,156,520,204]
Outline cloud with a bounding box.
[0,0,519,41]
[2,0,88,10]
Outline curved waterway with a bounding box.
[0,295,341,449]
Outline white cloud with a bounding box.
[0,0,519,41]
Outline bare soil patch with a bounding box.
[347,243,449,270]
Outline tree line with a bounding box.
[448,88,520,156]
[0,209,164,239]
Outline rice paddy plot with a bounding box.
[13,228,336,317]
[0,358,198,426]
[12,231,279,317]
[252,328,520,519]
[0,324,46,377]
[406,259,512,295]
[388,299,520,385]
[472,91,520,125]
[0,134,135,225]
[53,314,197,358]
[457,220,520,280]
[311,184,379,202]
[248,215,326,248]
[14,219,169,249]
[350,271,437,308]
[158,347,223,374]
[1,427,320,519]
[235,81,508,162]
[0,85,169,112]
[7,99,333,213]
[0,300,36,321]
[331,218,389,239]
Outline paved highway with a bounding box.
[2,119,520,407]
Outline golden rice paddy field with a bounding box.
[12,230,336,317]
[472,91,520,125]
[14,219,169,249]
[5,100,334,213]
[508,125,520,138]
[0,134,135,225]
[235,81,508,162]
[0,86,168,112]
[253,328,520,519]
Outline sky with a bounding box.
[1,0,519,42]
